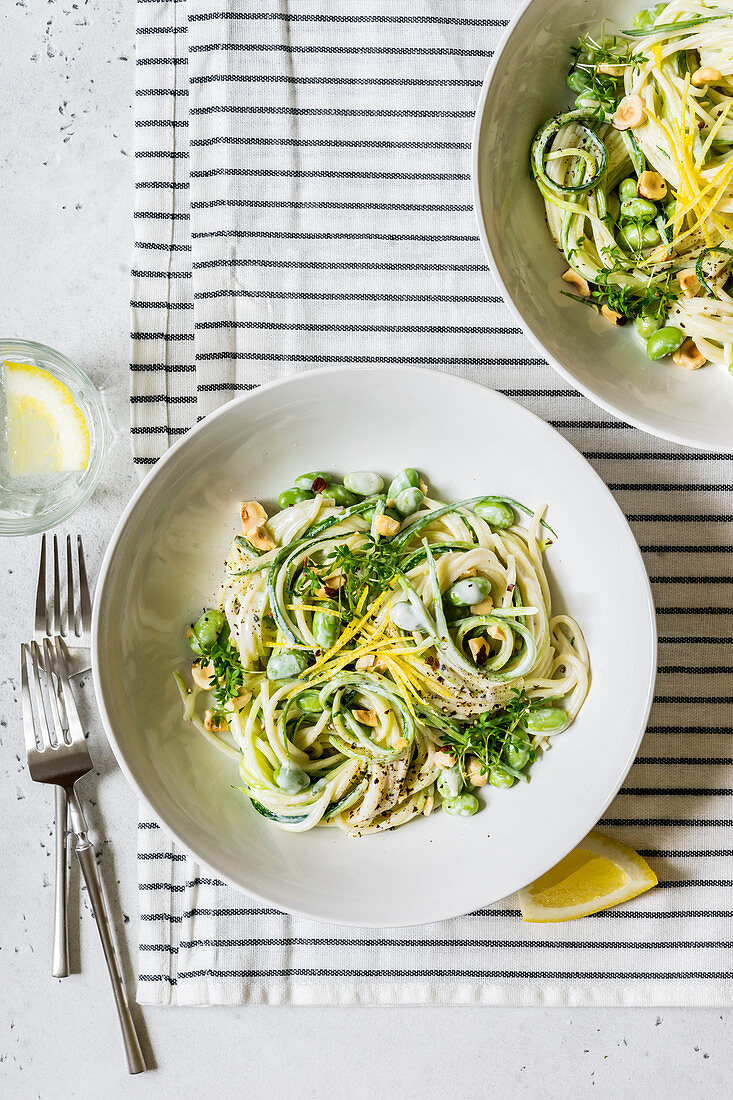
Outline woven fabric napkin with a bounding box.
[132,0,733,1006]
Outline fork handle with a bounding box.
[52,786,69,978]
[67,790,146,1075]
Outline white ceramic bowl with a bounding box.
[472,0,733,451]
[93,367,656,926]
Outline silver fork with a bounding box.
[34,534,92,978]
[20,637,146,1075]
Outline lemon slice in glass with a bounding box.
[4,360,90,475]
[518,831,657,922]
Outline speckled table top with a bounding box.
[0,2,730,1097]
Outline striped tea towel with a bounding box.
[132,0,733,1006]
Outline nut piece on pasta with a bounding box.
[468,636,490,664]
[373,513,400,537]
[649,243,674,263]
[434,748,457,769]
[561,268,591,298]
[204,710,229,733]
[597,62,626,77]
[354,708,378,727]
[466,756,489,787]
[672,338,707,370]
[228,691,252,712]
[240,500,275,552]
[637,171,667,200]
[692,66,722,87]
[677,268,700,297]
[612,95,646,130]
[601,305,625,326]
[470,595,494,615]
[316,574,345,598]
[191,659,215,689]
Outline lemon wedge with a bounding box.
[518,832,657,922]
[4,361,90,475]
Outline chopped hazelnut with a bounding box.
[677,268,700,297]
[466,756,489,787]
[192,660,215,689]
[601,304,625,326]
[374,513,400,537]
[434,749,457,769]
[692,67,722,87]
[354,708,378,727]
[637,171,667,200]
[240,500,275,552]
[561,268,591,297]
[672,338,707,370]
[204,710,229,733]
[468,636,490,664]
[612,95,646,130]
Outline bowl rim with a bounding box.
[92,364,658,927]
[470,4,722,453]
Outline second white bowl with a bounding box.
[472,0,733,451]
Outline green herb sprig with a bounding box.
[440,690,547,777]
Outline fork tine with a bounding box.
[66,535,76,639]
[77,536,92,642]
[43,638,67,746]
[29,641,55,750]
[20,644,41,757]
[52,535,62,636]
[34,535,48,640]
[50,638,86,747]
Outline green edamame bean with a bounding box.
[294,471,331,491]
[321,483,358,507]
[634,311,661,339]
[566,69,591,94]
[664,200,676,219]
[620,197,657,224]
[474,499,515,529]
[266,650,310,681]
[387,468,420,499]
[437,763,463,800]
[503,736,531,770]
[618,224,645,250]
[394,486,424,516]
[442,792,479,817]
[275,765,310,793]
[653,2,666,17]
[278,487,315,509]
[523,706,567,733]
[633,8,654,30]
[313,601,340,649]
[297,690,324,714]
[489,765,515,789]
[642,226,661,246]
[618,177,639,202]
[192,610,225,651]
[646,326,685,361]
[343,471,384,496]
[391,600,427,632]
[444,576,492,608]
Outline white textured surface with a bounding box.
[0,1,731,1096]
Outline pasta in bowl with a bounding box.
[532,1,733,372]
[176,470,590,836]
[92,366,655,925]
